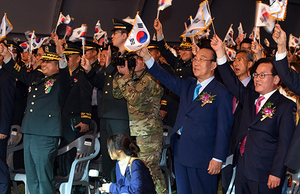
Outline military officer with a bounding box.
[58,41,93,176]
[81,18,131,182]
[0,35,71,194]
[113,54,167,194]
[153,18,194,79]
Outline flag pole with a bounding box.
[206,1,216,35]
[156,9,160,19]
[254,26,257,42]
[82,38,85,55]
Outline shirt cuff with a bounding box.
[3,57,12,64]
[275,51,287,61]
[145,57,155,69]
[212,158,222,163]
[157,34,164,41]
[216,55,227,65]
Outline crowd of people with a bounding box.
[0,14,300,194]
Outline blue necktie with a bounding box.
[193,83,202,101]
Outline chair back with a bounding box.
[7,125,22,148]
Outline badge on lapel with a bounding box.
[197,92,216,107]
[260,102,276,121]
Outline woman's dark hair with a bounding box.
[107,133,140,157]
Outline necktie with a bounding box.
[193,83,202,101]
[232,96,237,114]
[240,96,265,155]
[255,96,265,116]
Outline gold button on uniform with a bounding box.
[31,102,34,105]
[49,115,52,118]
[105,91,108,94]
[33,95,36,98]
[109,75,112,78]
[35,88,38,91]
[30,109,33,112]
[180,76,183,78]
[107,83,110,86]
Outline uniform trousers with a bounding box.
[136,132,167,194]
[24,134,59,194]
[0,137,10,194]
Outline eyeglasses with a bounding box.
[192,57,214,63]
[252,72,273,79]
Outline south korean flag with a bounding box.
[124,13,150,52]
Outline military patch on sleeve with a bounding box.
[13,63,21,72]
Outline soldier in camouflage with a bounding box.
[113,55,167,194]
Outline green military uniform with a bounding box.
[157,37,194,79]
[2,44,71,194]
[58,42,93,176]
[85,62,130,181]
[113,71,167,194]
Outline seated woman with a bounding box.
[100,133,156,194]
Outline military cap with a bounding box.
[112,18,133,32]
[41,43,60,61]
[81,41,100,52]
[63,41,82,55]
[2,39,23,53]
[147,40,159,49]
[179,37,192,49]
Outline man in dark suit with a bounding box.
[0,55,16,193]
[0,35,71,194]
[272,24,300,172]
[211,34,296,194]
[137,46,234,193]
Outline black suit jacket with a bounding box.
[0,67,15,136]
[218,61,296,182]
[273,56,300,171]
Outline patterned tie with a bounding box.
[240,96,265,155]
[193,83,202,101]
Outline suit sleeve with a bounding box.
[217,61,249,105]
[146,61,183,97]
[79,74,93,125]
[0,71,16,135]
[270,101,296,178]
[214,89,234,161]
[273,57,300,96]
[157,38,178,69]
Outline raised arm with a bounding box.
[272,24,300,96]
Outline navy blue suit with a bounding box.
[147,61,234,193]
[218,61,296,194]
[0,67,16,193]
[273,56,300,171]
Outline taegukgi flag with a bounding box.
[0,13,13,40]
[124,13,150,52]
[181,0,212,37]
[69,24,88,41]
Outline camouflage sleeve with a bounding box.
[117,73,162,106]
[113,75,124,99]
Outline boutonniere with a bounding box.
[260,102,276,121]
[44,78,56,94]
[73,78,78,83]
[196,92,217,107]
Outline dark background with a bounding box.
[1,0,300,47]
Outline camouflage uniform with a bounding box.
[113,71,167,194]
